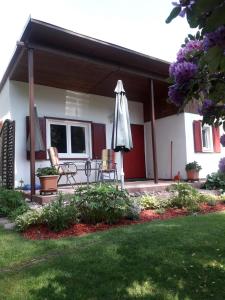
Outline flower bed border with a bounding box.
[23,203,225,240]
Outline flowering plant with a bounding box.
[167,0,225,173]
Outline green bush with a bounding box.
[73,184,136,224]
[15,209,43,231]
[197,193,218,203]
[42,194,78,232]
[138,194,170,210]
[169,183,200,212]
[16,194,78,232]
[0,189,29,220]
[203,172,225,191]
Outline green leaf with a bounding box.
[203,5,225,33]
[165,7,181,24]
[204,46,223,72]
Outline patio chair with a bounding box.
[48,147,77,187]
[97,149,118,182]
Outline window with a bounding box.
[201,125,213,152]
[193,120,221,153]
[46,119,92,158]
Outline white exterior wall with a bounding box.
[144,112,225,180]
[144,113,187,180]
[9,81,144,186]
[0,80,11,121]
[184,113,225,178]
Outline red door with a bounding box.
[124,124,146,179]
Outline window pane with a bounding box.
[71,126,86,153]
[50,124,67,153]
[202,128,207,148]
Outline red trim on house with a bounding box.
[92,123,106,159]
[193,120,202,153]
[26,116,47,160]
[212,126,221,153]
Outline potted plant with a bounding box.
[185,161,202,181]
[36,167,59,194]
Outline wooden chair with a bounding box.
[97,149,118,182]
[48,147,77,187]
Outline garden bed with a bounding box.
[23,202,225,240]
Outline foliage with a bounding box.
[16,194,78,232]
[138,194,171,210]
[36,167,59,177]
[42,194,78,232]
[15,209,43,231]
[203,171,225,191]
[155,208,166,215]
[207,198,217,206]
[169,183,200,212]
[166,1,225,129]
[185,161,202,171]
[73,184,137,224]
[197,193,218,203]
[0,188,29,220]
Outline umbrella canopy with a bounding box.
[111,80,133,189]
[27,105,45,151]
[111,80,133,152]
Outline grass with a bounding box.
[1,212,225,299]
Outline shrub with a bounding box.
[73,184,136,224]
[203,172,225,191]
[0,189,29,220]
[15,209,43,231]
[197,193,218,203]
[169,183,200,212]
[207,199,217,206]
[42,194,78,232]
[155,208,166,215]
[138,194,170,210]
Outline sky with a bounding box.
[0,0,196,80]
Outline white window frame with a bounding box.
[46,118,92,159]
[201,125,213,152]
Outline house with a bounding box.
[0,18,224,194]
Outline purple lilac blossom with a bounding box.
[219,157,225,173]
[220,134,225,147]
[198,99,214,115]
[203,25,225,51]
[170,61,197,83]
[172,0,196,17]
[177,40,203,62]
[168,84,185,106]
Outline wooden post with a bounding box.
[150,79,158,184]
[28,48,36,196]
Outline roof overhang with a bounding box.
[0,18,176,119]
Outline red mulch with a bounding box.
[23,203,225,240]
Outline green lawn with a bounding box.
[1,212,225,300]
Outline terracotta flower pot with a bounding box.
[39,175,59,194]
[186,169,199,181]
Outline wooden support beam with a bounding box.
[150,79,158,184]
[28,48,36,196]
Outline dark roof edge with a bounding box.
[0,18,170,92]
[29,18,171,65]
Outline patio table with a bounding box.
[76,159,101,185]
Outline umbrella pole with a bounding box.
[120,151,125,190]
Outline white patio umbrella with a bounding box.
[111,80,133,189]
[27,105,45,152]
